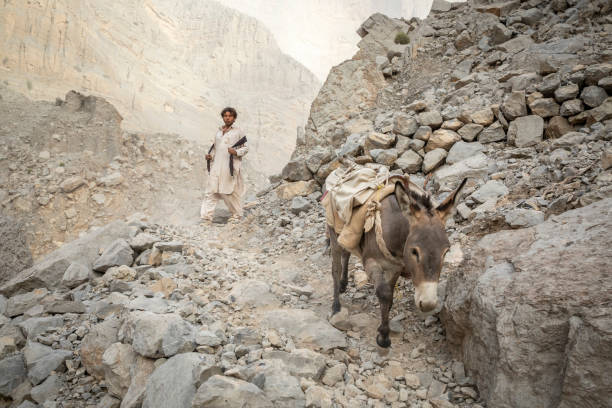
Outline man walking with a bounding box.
[201,107,248,222]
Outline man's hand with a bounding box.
[228,147,237,156]
[205,154,212,160]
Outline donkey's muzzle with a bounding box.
[415,282,438,313]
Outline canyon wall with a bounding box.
[221,0,437,81]
[0,0,320,175]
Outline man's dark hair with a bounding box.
[221,107,237,119]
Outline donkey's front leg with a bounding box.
[329,228,343,314]
[367,259,399,348]
[339,251,350,293]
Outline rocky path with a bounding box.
[0,191,482,408]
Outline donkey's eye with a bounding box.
[411,248,420,262]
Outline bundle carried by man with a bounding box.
[321,161,408,256]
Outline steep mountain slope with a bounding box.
[222,0,439,80]
[0,0,320,175]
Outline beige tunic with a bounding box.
[207,125,248,195]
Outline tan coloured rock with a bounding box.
[276,181,318,200]
[60,176,85,193]
[149,278,177,299]
[425,129,461,152]
[471,108,495,126]
[102,343,137,398]
[81,317,122,380]
[529,98,560,118]
[545,116,573,139]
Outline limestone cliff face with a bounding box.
[222,0,435,81]
[0,0,320,175]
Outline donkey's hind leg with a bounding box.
[328,227,343,314]
[339,250,350,293]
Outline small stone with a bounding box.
[529,98,560,118]
[370,148,399,166]
[454,30,472,51]
[93,239,134,272]
[560,99,584,117]
[62,262,90,288]
[425,130,461,152]
[584,63,612,86]
[408,100,428,112]
[446,141,484,165]
[471,108,495,126]
[329,308,351,331]
[322,364,346,386]
[414,126,433,141]
[457,124,483,142]
[554,83,580,103]
[505,209,545,228]
[599,77,612,92]
[290,197,312,215]
[305,386,333,408]
[99,172,124,187]
[365,132,395,153]
[545,116,573,139]
[441,119,463,131]
[404,373,420,389]
[0,353,27,396]
[422,149,448,174]
[471,180,508,204]
[580,86,607,108]
[60,176,85,193]
[418,111,443,129]
[602,148,612,171]
[393,114,419,136]
[478,122,506,143]
[396,150,423,174]
[501,91,527,120]
[30,374,61,404]
[507,115,544,147]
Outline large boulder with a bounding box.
[0,215,33,286]
[0,353,27,397]
[192,375,273,408]
[0,220,132,296]
[263,309,346,351]
[443,199,612,408]
[118,311,195,358]
[142,353,203,408]
[93,239,134,272]
[433,153,489,192]
[81,316,122,379]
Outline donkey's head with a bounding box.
[394,178,467,314]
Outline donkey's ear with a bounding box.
[395,181,419,218]
[436,178,467,221]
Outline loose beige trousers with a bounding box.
[200,174,244,219]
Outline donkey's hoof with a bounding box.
[376,334,391,348]
[331,303,341,315]
[339,280,348,293]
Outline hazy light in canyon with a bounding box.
[220,0,457,80]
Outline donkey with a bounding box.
[329,177,466,347]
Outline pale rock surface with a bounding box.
[263,309,346,351]
[507,115,544,147]
[142,353,203,408]
[446,141,484,165]
[443,199,612,408]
